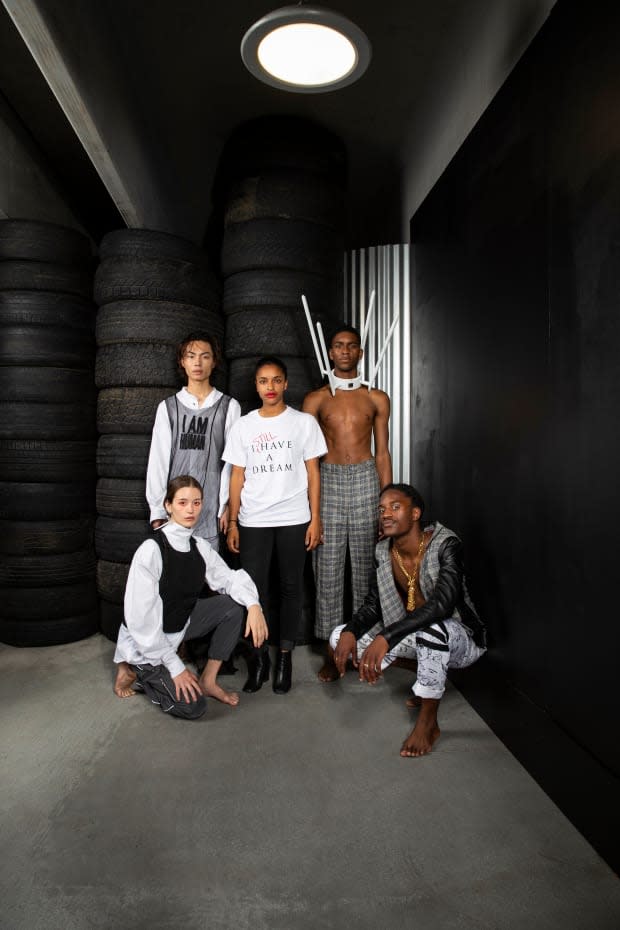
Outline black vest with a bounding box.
[154,531,206,634]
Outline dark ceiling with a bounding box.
[0,1,554,248]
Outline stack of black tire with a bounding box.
[0,218,98,646]
[94,229,223,640]
[218,116,347,410]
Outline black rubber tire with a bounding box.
[0,325,94,367]
[94,256,220,309]
[227,356,319,409]
[97,559,130,604]
[0,439,96,482]
[221,219,343,278]
[96,434,151,478]
[0,402,96,440]
[99,229,208,265]
[0,549,96,587]
[1,579,97,620]
[96,300,224,347]
[0,517,95,556]
[97,387,173,434]
[96,478,148,519]
[225,308,317,358]
[222,269,337,317]
[96,343,178,388]
[0,610,99,647]
[99,599,124,642]
[0,261,92,298]
[0,219,92,265]
[0,366,96,403]
[216,116,347,184]
[0,290,95,331]
[95,515,151,563]
[224,170,344,229]
[0,480,95,520]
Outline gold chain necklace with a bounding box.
[392,532,427,611]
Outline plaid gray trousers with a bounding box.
[313,459,380,639]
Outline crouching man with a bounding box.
[329,483,486,757]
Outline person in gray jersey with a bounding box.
[146,332,240,552]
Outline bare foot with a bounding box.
[400,720,441,757]
[405,694,422,709]
[401,697,440,757]
[200,678,240,706]
[114,662,138,698]
[318,659,339,683]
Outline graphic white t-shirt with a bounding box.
[222,407,327,527]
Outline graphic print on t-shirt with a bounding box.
[179,414,209,449]
[179,412,211,450]
[223,406,327,526]
[250,429,294,474]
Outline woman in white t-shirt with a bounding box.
[223,356,327,694]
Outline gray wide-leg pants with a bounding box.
[134,595,244,719]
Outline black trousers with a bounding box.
[239,523,307,650]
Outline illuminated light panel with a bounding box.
[241,5,371,94]
[257,23,357,87]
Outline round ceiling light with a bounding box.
[241,5,372,93]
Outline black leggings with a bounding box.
[239,523,307,650]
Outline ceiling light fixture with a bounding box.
[241,4,371,94]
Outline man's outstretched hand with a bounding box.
[333,631,358,677]
[358,635,389,684]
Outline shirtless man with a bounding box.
[329,484,487,756]
[302,325,392,681]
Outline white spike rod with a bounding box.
[359,289,376,353]
[315,321,337,395]
[302,293,337,395]
[302,290,398,394]
[367,314,400,387]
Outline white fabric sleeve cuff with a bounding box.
[165,654,186,679]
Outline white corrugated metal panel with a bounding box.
[345,245,411,482]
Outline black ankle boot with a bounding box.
[273,649,292,694]
[242,646,270,693]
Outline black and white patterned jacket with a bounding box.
[343,522,486,649]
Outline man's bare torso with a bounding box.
[303,384,381,465]
[391,542,428,611]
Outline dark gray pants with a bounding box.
[134,595,244,719]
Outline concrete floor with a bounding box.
[1,636,619,930]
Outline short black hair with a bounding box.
[254,355,288,379]
[380,483,425,517]
[328,324,361,347]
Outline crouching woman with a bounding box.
[113,474,268,718]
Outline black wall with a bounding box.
[410,0,620,870]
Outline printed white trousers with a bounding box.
[330,618,485,699]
